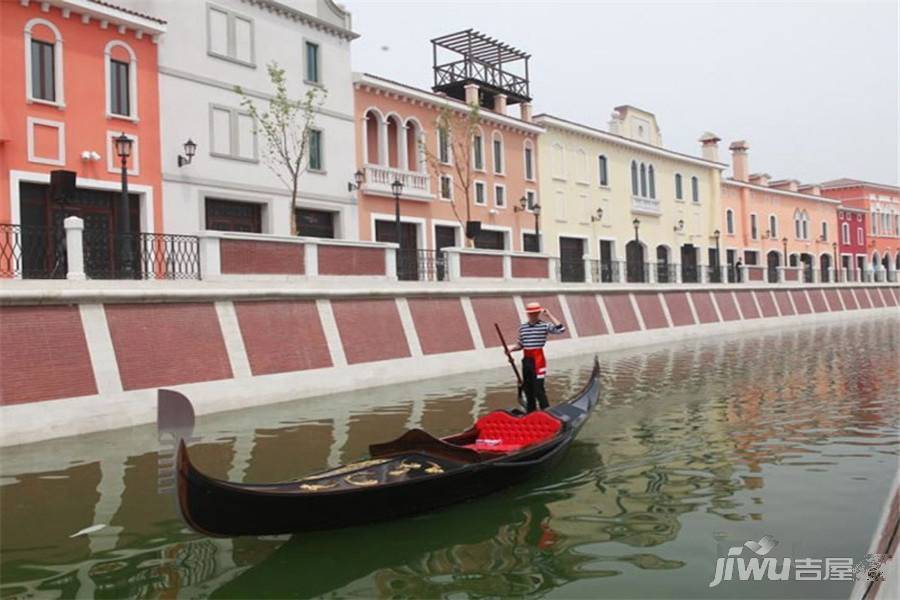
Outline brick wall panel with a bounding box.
[470,296,521,348]
[460,254,504,278]
[754,291,778,317]
[823,289,843,311]
[663,292,695,327]
[791,290,812,314]
[106,303,232,390]
[633,293,668,329]
[407,298,474,355]
[331,299,410,364]
[601,293,641,333]
[713,291,741,321]
[808,289,829,313]
[0,306,97,405]
[734,291,760,319]
[853,288,872,309]
[511,256,549,279]
[318,246,385,276]
[839,288,858,309]
[869,288,885,308]
[880,288,896,306]
[689,292,720,324]
[235,300,332,375]
[774,290,795,315]
[565,294,607,336]
[220,240,304,275]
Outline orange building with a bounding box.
[0,0,165,276]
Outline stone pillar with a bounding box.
[647,260,657,284]
[812,266,820,283]
[397,124,409,171]
[777,266,787,284]
[583,255,593,283]
[502,253,512,280]
[520,102,533,122]
[699,264,709,284]
[385,244,398,279]
[377,117,389,166]
[303,238,319,277]
[64,216,86,280]
[493,93,507,115]
[674,263,683,284]
[444,248,461,280]
[617,261,627,284]
[739,265,750,284]
[464,83,479,106]
[729,140,750,182]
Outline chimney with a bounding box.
[493,93,507,115]
[799,184,821,196]
[749,173,771,187]
[464,83,479,106]
[729,140,749,182]
[608,110,623,135]
[699,132,721,162]
[519,102,532,122]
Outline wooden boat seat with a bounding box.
[463,411,562,454]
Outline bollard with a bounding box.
[64,216,86,281]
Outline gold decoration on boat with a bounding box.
[388,460,423,476]
[424,462,444,474]
[296,458,390,482]
[345,472,379,486]
[298,482,337,492]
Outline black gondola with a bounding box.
[176,358,601,537]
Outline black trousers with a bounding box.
[521,357,549,412]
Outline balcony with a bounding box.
[362,165,433,201]
[631,195,661,215]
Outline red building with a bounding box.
[836,206,867,279]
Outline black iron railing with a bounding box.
[557,258,586,283]
[433,60,530,100]
[682,262,700,283]
[656,262,677,283]
[625,261,647,283]
[707,264,723,283]
[589,259,619,283]
[0,224,67,279]
[397,249,448,282]
[83,231,201,280]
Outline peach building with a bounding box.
[721,141,841,283]
[819,179,900,280]
[0,0,165,277]
[352,31,543,270]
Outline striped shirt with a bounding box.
[518,320,566,349]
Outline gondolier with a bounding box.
[509,302,567,412]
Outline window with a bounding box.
[305,41,319,83]
[205,198,262,232]
[648,165,656,199]
[526,190,536,210]
[492,134,504,174]
[208,5,254,65]
[639,163,647,197]
[308,129,323,171]
[524,144,534,180]
[857,227,863,245]
[473,134,484,170]
[630,161,638,195]
[769,215,778,238]
[726,209,734,234]
[440,175,452,200]
[295,208,334,238]
[210,105,257,161]
[842,222,850,244]
[109,60,130,116]
[494,185,506,208]
[438,128,450,164]
[576,149,588,183]
[795,215,802,239]
[744,250,758,265]
[598,155,608,186]
[691,176,699,202]
[552,143,565,179]
[821,221,828,241]
[675,173,683,200]
[474,181,486,205]
[750,214,758,240]
[30,40,55,102]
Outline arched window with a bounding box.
[491,131,504,175]
[385,114,402,168]
[726,209,735,234]
[841,222,850,244]
[769,214,778,238]
[691,176,699,202]
[105,41,138,119]
[472,127,484,171]
[801,212,809,240]
[523,140,534,180]
[794,211,802,239]
[25,18,64,105]
[648,165,655,199]
[363,108,383,165]
[820,221,828,241]
[674,173,683,200]
[630,161,638,195]
[639,163,647,197]
[404,118,424,172]
[598,155,608,186]
[575,148,588,182]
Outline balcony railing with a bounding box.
[589,259,620,283]
[631,195,661,215]
[0,224,67,279]
[363,165,431,200]
[397,249,449,282]
[557,258,586,283]
[82,231,201,280]
[434,59,529,100]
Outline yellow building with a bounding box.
[533,107,726,283]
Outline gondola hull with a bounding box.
[176,358,600,536]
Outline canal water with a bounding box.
[1,314,898,599]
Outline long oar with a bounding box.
[494,323,526,409]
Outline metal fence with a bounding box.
[396,249,448,282]
[656,262,678,283]
[588,259,620,283]
[82,231,201,280]
[707,264,723,283]
[0,224,67,279]
[557,258,586,283]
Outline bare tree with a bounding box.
[420,103,482,246]
[237,62,326,236]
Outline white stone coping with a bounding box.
[443,247,553,260]
[201,230,399,250]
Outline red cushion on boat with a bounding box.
[464,411,562,453]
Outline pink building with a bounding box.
[721,141,841,283]
[820,179,900,280]
[836,206,867,278]
[352,31,543,278]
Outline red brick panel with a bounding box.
[522,295,570,340]
[784,269,800,282]
[774,290,795,315]
[318,246,384,276]
[663,292,695,327]
[602,293,640,333]
[0,306,97,405]
[460,254,503,278]
[869,287,885,308]
[880,288,897,306]
[511,256,549,279]
[565,294,607,336]
[853,288,872,309]
[887,288,899,305]
[690,292,720,324]
[791,290,812,314]
[734,291,760,319]
[234,300,332,375]
[754,291,779,318]
[808,289,829,313]
[470,296,520,348]
[633,293,668,330]
[823,289,843,311]
[106,303,233,391]
[331,299,410,364]
[747,267,766,282]
[407,298,474,355]
[713,291,740,321]
[220,239,304,275]
[840,288,858,310]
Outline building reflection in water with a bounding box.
[0,317,896,598]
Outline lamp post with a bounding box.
[590,208,603,223]
[533,203,542,252]
[348,169,365,192]
[832,241,838,282]
[714,229,721,282]
[782,237,788,266]
[633,218,640,242]
[391,178,404,249]
[114,133,134,276]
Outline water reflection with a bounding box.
[1,316,897,598]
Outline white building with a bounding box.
[135,0,358,238]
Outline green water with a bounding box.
[1,315,898,599]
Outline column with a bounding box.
[377,117,388,166]
[397,124,409,172]
[64,216,86,280]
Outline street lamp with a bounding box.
[782,237,789,267]
[832,241,838,282]
[347,169,365,192]
[673,219,684,233]
[590,208,603,222]
[177,138,197,167]
[633,218,640,242]
[114,133,134,276]
[714,229,721,281]
[391,178,404,249]
[533,202,542,252]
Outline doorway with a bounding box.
[626,240,645,283]
[559,237,585,282]
[680,244,698,283]
[599,240,614,282]
[767,250,780,283]
[376,220,419,280]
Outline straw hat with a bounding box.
[525,302,543,313]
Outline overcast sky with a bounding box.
[344,0,898,185]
